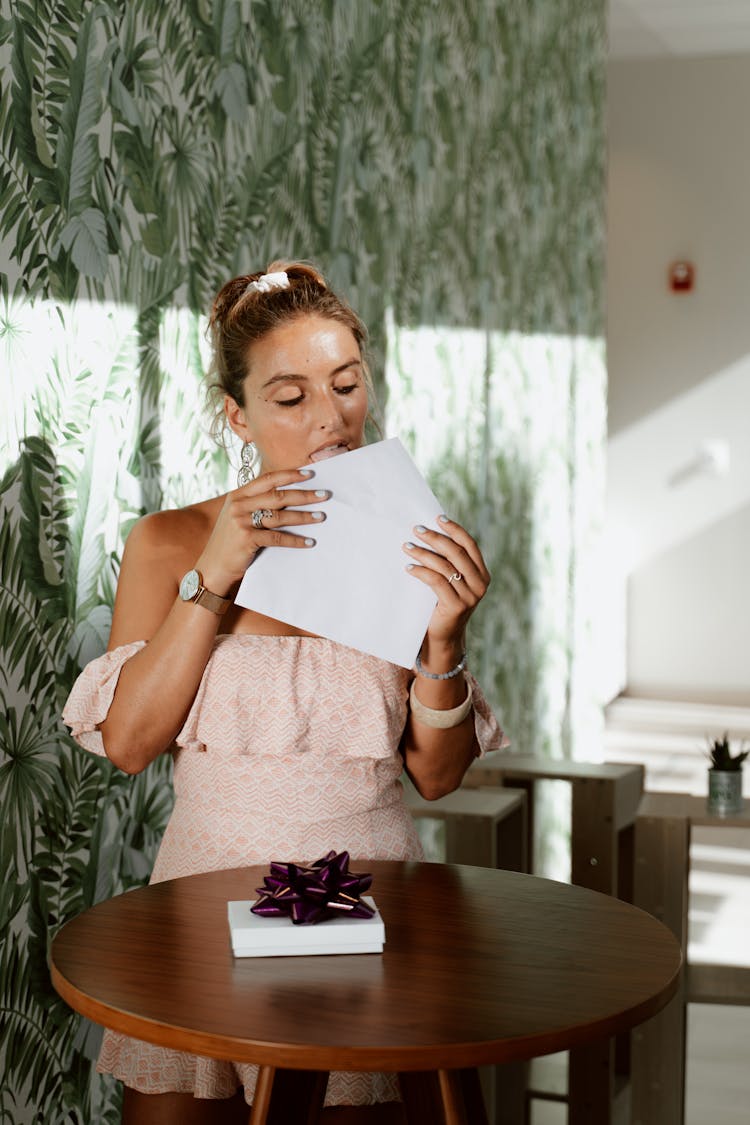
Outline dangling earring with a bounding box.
[237,441,260,486]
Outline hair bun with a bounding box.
[266,260,328,290]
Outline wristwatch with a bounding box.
[178,569,231,616]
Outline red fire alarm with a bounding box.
[669,261,695,292]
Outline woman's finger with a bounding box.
[427,516,491,583]
[403,543,478,599]
[403,534,484,596]
[250,527,319,549]
[406,560,468,601]
[236,467,316,497]
[227,485,330,537]
[240,486,331,511]
[248,506,326,530]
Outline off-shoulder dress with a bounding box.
[63,633,503,1107]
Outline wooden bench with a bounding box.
[462,752,644,898]
[404,783,527,873]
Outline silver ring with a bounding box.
[448,572,463,584]
[252,508,274,529]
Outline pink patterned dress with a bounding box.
[63,634,503,1107]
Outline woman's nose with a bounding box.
[314,391,345,429]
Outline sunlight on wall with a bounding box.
[1,297,233,499]
[157,306,237,506]
[602,348,750,701]
[3,294,607,781]
[1,297,233,669]
[385,315,607,881]
[385,314,607,761]
[608,348,750,574]
[3,296,133,477]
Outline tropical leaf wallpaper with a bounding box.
[0,0,606,1120]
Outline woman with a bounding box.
[63,262,503,1124]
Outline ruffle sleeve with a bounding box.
[62,641,146,756]
[465,672,510,756]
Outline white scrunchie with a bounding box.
[245,271,290,295]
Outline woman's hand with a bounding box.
[403,515,490,657]
[400,514,490,797]
[196,468,329,594]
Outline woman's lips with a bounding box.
[309,443,349,462]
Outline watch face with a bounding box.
[179,569,200,601]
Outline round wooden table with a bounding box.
[50,861,681,1124]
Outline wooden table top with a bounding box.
[50,861,681,1073]
[638,790,750,828]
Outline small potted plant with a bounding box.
[707,733,748,816]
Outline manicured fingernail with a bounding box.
[404,541,415,550]
[300,469,314,477]
[315,489,329,498]
[415,524,427,533]
[311,512,325,521]
[304,537,315,546]
[406,563,415,571]
[438,514,450,523]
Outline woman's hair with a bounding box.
[206,260,374,441]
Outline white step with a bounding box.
[605,696,750,739]
[604,695,750,795]
[604,728,709,756]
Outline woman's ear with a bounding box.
[224,395,253,443]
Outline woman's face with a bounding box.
[226,314,369,473]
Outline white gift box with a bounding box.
[227,897,385,957]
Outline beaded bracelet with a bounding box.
[414,650,467,680]
[409,679,474,729]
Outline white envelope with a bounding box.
[234,438,444,667]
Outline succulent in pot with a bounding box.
[706,733,747,815]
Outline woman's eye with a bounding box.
[335,384,358,396]
[276,394,304,407]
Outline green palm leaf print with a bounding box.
[0,1,606,1118]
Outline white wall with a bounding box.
[628,504,750,704]
[607,54,750,702]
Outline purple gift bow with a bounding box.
[250,850,375,925]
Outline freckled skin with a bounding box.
[224,314,369,472]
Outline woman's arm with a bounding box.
[98,510,225,773]
[99,469,326,774]
[401,516,490,800]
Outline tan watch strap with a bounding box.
[194,587,231,615]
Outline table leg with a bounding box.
[399,1071,443,1121]
[399,1069,489,1125]
[249,1067,275,1125]
[247,1067,329,1125]
[501,779,536,872]
[567,777,620,1124]
[631,810,689,1125]
[568,1038,614,1124]
[438,1070,470,1124]
[481,1060,527,1124]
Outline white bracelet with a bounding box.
[415,650,467,680]
[408,678,473,729]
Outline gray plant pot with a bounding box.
[707,768,744,816]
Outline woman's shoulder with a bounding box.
[125,496,225,561]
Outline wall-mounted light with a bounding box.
[669,260,695,293]
[667,439,730,488]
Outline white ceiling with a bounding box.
[609,0,750,57]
